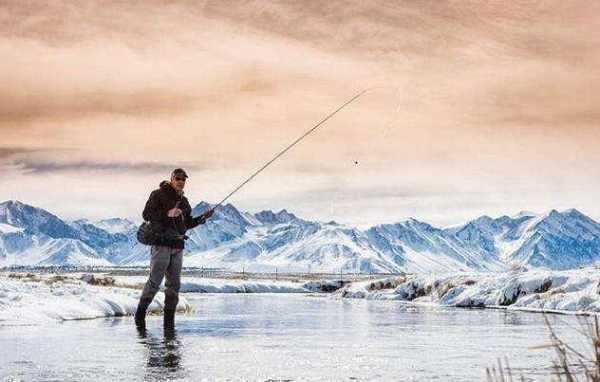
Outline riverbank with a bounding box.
[3,268,599,326]
[337,268,600,315]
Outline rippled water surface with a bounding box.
[1,293,592,381]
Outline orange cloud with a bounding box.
[1,0,599,225]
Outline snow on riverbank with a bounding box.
[110,275,341,293]
[0,275,191,324]
[338,269,600,314]
[180,278,306,293]
[0,273,344,324]
[5,267,598,325]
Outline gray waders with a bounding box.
[135,245,183,330]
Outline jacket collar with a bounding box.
[159,180,184,198]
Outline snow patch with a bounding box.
[0,275,191,324]
[0,223,23,234]
[337,268,600,314]
[112,275,316,294]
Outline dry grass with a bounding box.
[487,315,600,382]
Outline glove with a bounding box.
[191,209,214,227]
[202,209,215,220]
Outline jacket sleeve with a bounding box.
[176,198,205,230]
[142,190,167,223]
[186,215,207,230]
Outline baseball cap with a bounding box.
[171,168,188,179]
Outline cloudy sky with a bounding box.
[1,1,599,227]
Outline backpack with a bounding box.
[136,221,188,246]
[136,221,161,246]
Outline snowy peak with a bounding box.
[193,202,254,227]
[501,209,600,269]
[184,202,257,253]
[472,215,495,225]
[447,213,534,236]
[532,209,600,237]
[254,209,301,225]
[192,201,214,214]
[564,208,587,217]
[394,218,440,235]
[93,218,137,234]
[0,199,137,267]
[0,200,79,239]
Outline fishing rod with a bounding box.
[209,89,368,212]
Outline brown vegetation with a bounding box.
[487,315,600,381]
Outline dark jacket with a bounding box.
[142,180,206,249]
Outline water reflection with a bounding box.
[137,327,186,381]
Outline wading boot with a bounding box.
[164,308,176,330]
[134,298,152,330]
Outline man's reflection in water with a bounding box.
[137,327,186,381]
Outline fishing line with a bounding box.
[209,89,369,212]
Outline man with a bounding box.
[135,168,214,330]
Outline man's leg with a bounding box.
[163,249,183,329]
[135,245,171,328]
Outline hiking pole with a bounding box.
[209,89,368,212]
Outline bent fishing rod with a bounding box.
[208,89,368,213]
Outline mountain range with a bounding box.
[1,199,599,273]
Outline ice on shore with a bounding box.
[0,275,191,324]
[0,274,340,324]
[5,267,598,325]
[338,268,600,314]
[180,278,307,293]
[111,275,343,294]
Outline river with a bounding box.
[1,293,592,381]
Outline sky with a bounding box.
[0,1,599,228]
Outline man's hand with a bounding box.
[191,209,213,227]
[201,209,214,220]
[167,208,183,218]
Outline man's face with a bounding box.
[171,175,186,192]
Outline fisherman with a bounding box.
[134,91,364,331]
[135,168,214,330]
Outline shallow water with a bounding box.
[1,293,594,381]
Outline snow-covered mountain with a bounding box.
[1,199,599,273]
[440,209,600,270]
[503,209,600,269]
[93,218,137,235]
[0,201,130,266]
[0,200,79,239]
[365,218,506,273]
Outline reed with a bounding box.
[487,315,600,382]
